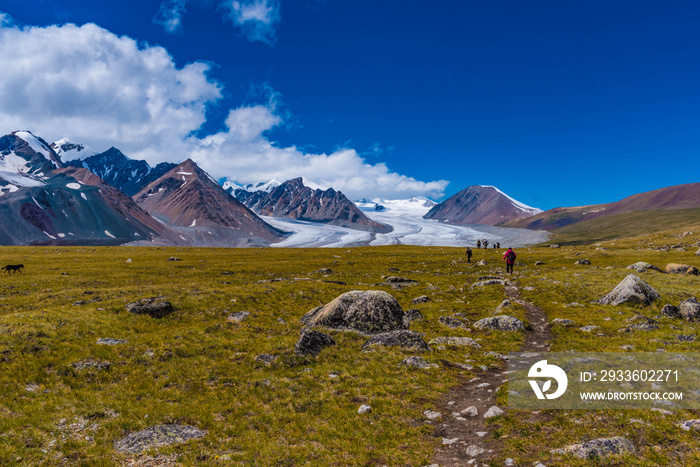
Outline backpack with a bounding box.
[507,251,516,262]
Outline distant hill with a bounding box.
[133,159,287,246]
[506,183,700,232]
[424,185,542,225]
[235,177,393,233]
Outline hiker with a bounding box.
[476,239,481,249]
[483,240,489,249]
[493,243,497,249]
[466,247,473,263]
[503,247,516,274]
[496,242,501,249]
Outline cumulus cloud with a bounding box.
[222,0,280,45]
[153,0,189,33]
[0,21,447,200]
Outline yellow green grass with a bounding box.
[0,226,698,465]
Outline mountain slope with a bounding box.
[63,146,176,196]
[506,183,700,232]
[133,159,287,246]
[236,177,392,233]
[424,185,541,225]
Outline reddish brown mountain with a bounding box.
[133,159,287,246]
[424,185,542,225]
[237,177,392,233]
[507,183,700,231]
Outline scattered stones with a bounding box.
[473,315,525,332]
[470,279,506,289]
[227,310,250,323]
[626,262,662,273]
[660,304,680,318]
[465,445,485,456]
[113,425,206,454]
[551,318,574,326]
[300,290,406,335]
[535,261,545,265]
[166,257,181,262]
[461,406,478,417]
[428,336,481,348]
[438,315,468,329]
[574,259,591,265]
[594,274,660,306]
[72,359,111,371]
[126,297,174,318]
[551,437,635,459]
[294,328,336,356]
[677,335,696,342]
[411,295,431,304]
[423,410,442,420]
[96,338,127,345]
[400,356,438,369]
[357,404,371,414]
[254,354,277,364]
[679,420,700,431]
[579,325,599,332]
[666,263,699,275]
[403,308,424,325]
[484,406,504,418]
[361,330,431,352]
[679,297,700,321]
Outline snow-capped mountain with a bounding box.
[235,177,392,233]
[50,138,98,162]
[63,146,176,196]
[0,131,62,191]
[133,159,287,246]
[424,185,542,225]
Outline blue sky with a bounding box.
[0,0,698,208]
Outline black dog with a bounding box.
[2,264,24,274]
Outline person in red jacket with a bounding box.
[503,247,516,274]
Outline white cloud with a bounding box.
[0,21,448,200]
[222,0,280,45]
[0,11,13,28]
[154,0,189,33]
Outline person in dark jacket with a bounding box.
[476,239,481,249]
[503,247,516,274]
[466,247,473,263]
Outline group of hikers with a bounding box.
[464,242,517,274]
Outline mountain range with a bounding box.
[1,130,698,247]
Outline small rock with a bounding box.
[505,459,515,466]
[423,410,442,420]
[679,297,700,321]
[473,315,525,332]
[411,295,431,304]
[465,445,485,456]
[439,315,467,329]
[72,359,111,371]
[442,438,459,445]
[551,436,635,459]
[477,259,487,266]
[574,259,591,265]
[535,261,545,265]
[254,354,277,364]
[277,318,287,325]
[361,330,431,352]
[400,356,438,369]
[626,262,662,273]
[357,404,371,414]
[113,424,205,454]
[679,420,700,431]
[579,325,599,332]
[461,406,478,417]
[96,338,127,345]
[125,258,132,263]
[428,336,481,348]
[551,318,574,326]
[666,263,699,275]
[126,297,174,318]
[316,268,333,274]
[484,406,504,418]
[166,257,181,262]
[470,279,505,289]
[295,328,336,356]
[660,304,680,319]
[403,308,424,325]
[227,310,250,323]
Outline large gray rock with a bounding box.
[551,437,635,459]
[294,328,336,356]
[666,263,700,275]
[679,297,700,321]
[400,356,438,369]
[126,297,174,318]
[660,304,680,318]
[114,424,206,454]
[627,262,662,273]
[361,330,430,352]
[473,315,525,332]
[595,275,660,306]
[300,290,405,335]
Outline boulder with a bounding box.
[114,425,206,454]
[660,304,680,318]
[361,330,430,352]
[551,437,635,459]
[300,290,406,335]
[679,420,700,431]
[477,260,487,266]
[438,315,467,329]
[484,406,504,418]
[126,297,174,318]
[473,315,525,332]
[666,263,700,275]
[411,295,431,304]
[575,259,591,265]
[551,318,575,326]
[626,262,662,273]
[227,310,250,323]
[96,338,127,345]
[594,275,660,306]
[470,279,506,289]
[679,297,700,321]
[403,308,424,325]
[294,328,336,356]
[428,336,481,348]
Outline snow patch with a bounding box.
[104,230,115,238]
[66,183,81,189]
[190,218,197,227]
[43,231,56,239]
[177,171,193,175]
[57,233,65,238]
[15,131,55,165]
[50,138,98,162]
[479,185,542,214]
[81,193,87,200]
[0,153,46,187]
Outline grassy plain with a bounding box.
[0,224,698,466]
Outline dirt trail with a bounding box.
[430,281,552,466]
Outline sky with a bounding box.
[0,0,698,208]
